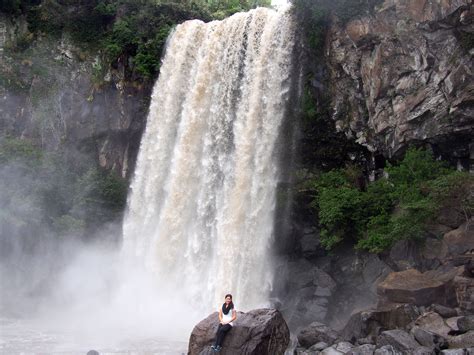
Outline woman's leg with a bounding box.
[215,324,232,347]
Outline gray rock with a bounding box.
[440,350,468,355]
[334,341,354,353]
[374,345,403,355]
[415,312,453,338]
[377,268,461,307]
[300,232,322,258]
[297,322,340,348]
[188,308,289,355]
[458,316,474,332]
[411,326,449,350]
[342,304,420,342]
[308,342,329,351]
[431,304,458,318]
[326,0,473,162]
[413,347,436,355]
[449,331,474,349]
[346,344,376,355]
[376,329,421,353]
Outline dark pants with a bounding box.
[214,323,232,347]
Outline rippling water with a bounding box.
[1,318,187,355]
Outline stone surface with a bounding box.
[444,220,474,256]
[374,345,403,355]
[346,344,376,355]
[297,322,340,348]
[454,276,474,312]
[188,309,289,355]
[411,325,449,350]
[458,316,474,332]
[342,304,420,342]
[415,312,452,338]
[308,342,329,351]
[326,0,474,164]
[376,329,422,353]
[431,304,459,318]
[440,350,469,355]
[377,268,461,306]
[449,331,474,349]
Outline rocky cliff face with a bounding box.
[0,14,152,179]
[327,0,473,168]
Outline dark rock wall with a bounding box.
[326,0,473,167]
[0,14,152,179]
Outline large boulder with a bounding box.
[376,329,421,353]
[411,326,449,351]
[414,311,453,338]
[377,268,461,307]
[188,308,289,355]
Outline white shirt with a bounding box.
[221,307,235,326]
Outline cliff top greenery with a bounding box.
[2,0,271,79]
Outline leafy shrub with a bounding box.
[308,148,474,253]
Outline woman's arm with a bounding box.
[218,308,223,324]
[230,309,237,322]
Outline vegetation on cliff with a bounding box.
[303,148,473,253]
[2,0,270,80]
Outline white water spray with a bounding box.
[123,7,296,314]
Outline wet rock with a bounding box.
[308,342,329,351]
[440,349,470,354]
[376,329,421,353]
[297,322,340,348]
[411,326,449,350]
[431,304,458,318]
[449,331,474,349]
[300,231,323,259]
[458,316,474,332]
[374,345,403,355]
[342,304,420,342]
[413,347,436,355]
[188,308,289,355]
[415,311,452,338]
[454,276,474,313]
[346,344,376,355]
[444,220,474,256]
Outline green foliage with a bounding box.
[8,0,270,80]
[0,137,128,239]
[308,148,474,253]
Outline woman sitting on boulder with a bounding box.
[211,294,237,352]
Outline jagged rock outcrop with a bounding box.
[188,309,289,355]
[327,0,474,166]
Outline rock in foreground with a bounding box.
[188,308,289,355]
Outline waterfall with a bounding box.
[122,7,295,313]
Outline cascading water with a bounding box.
[122,6,296,314]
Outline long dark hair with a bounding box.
[222,294,234,315]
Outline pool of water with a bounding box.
[0,318,188,355]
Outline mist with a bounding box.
[0,138,198,353]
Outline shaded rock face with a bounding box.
[0,15,151,179]
[326,0,474,165]
[188,309,289,355]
